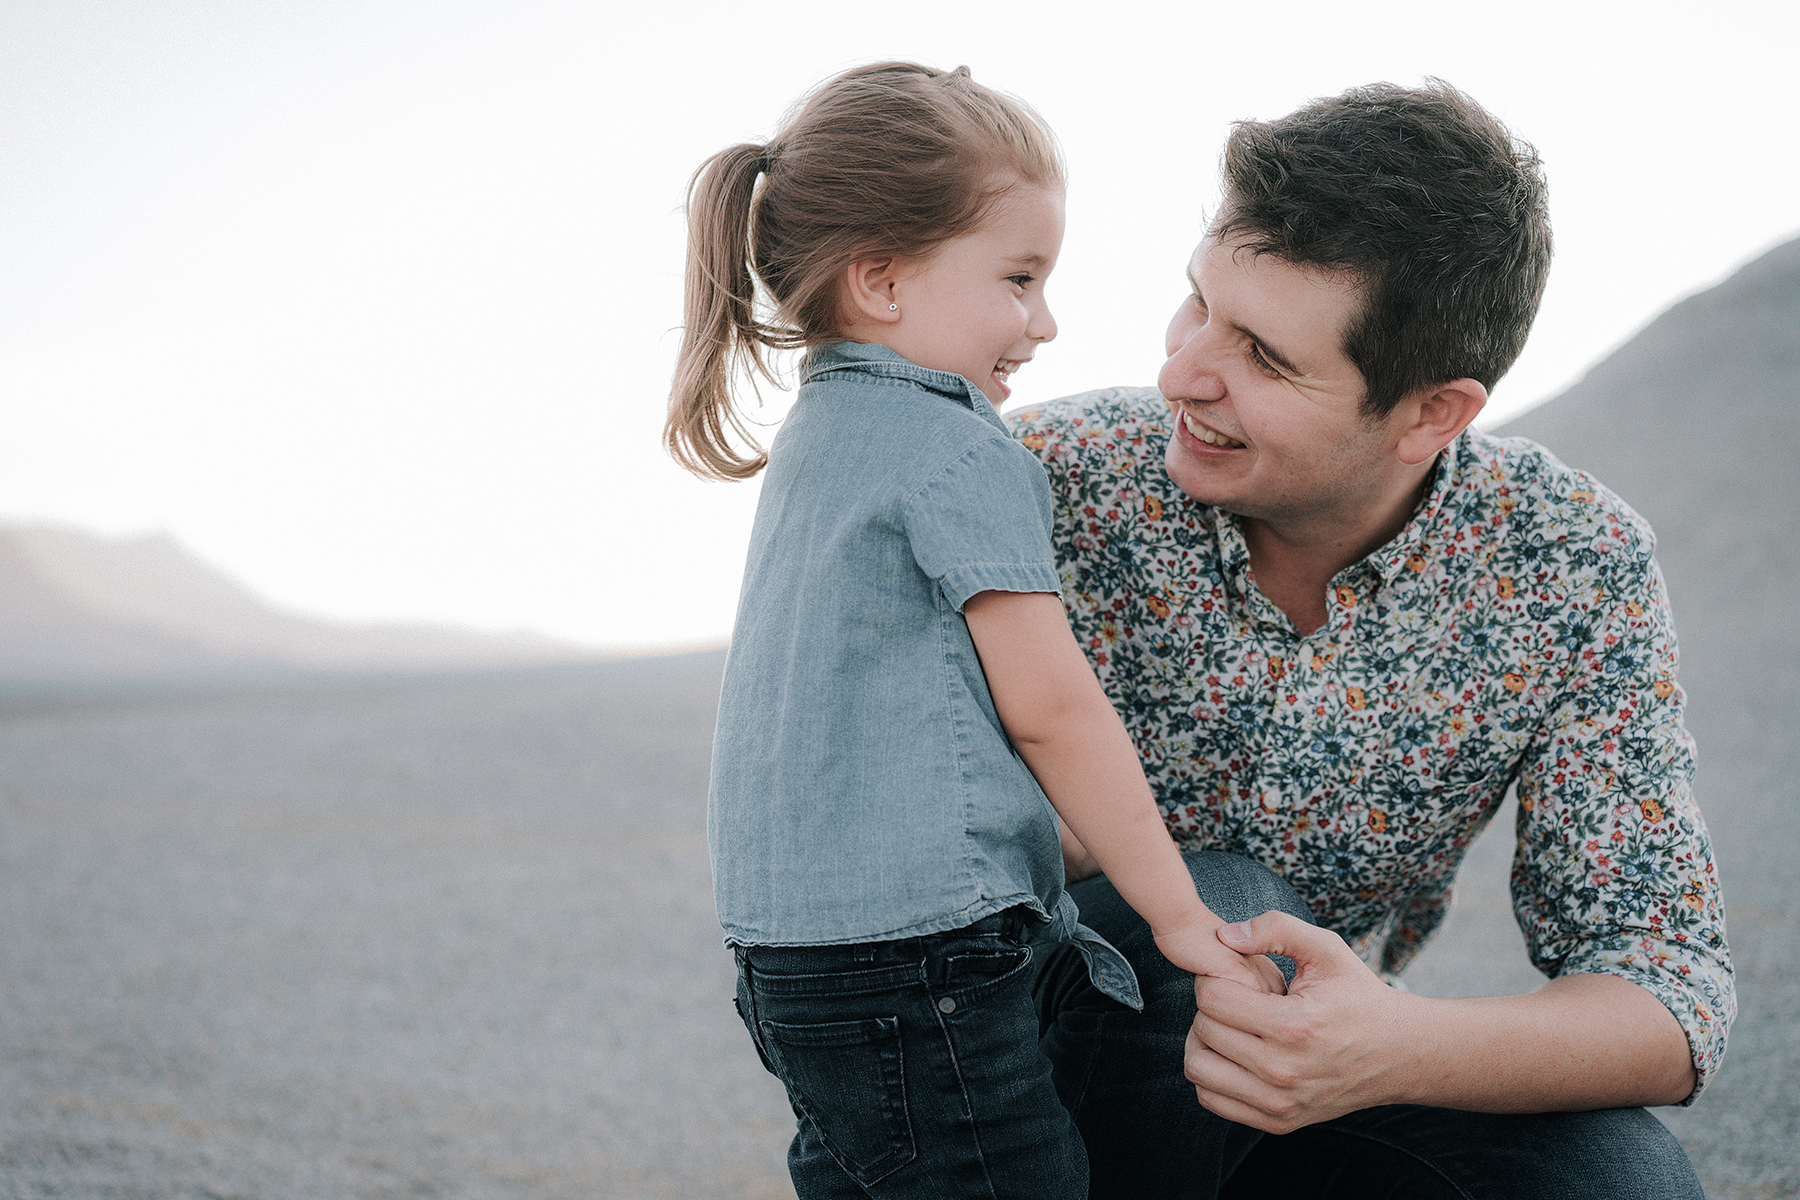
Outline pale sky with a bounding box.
[4,0,1795,650]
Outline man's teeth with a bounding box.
[1183,411,1242,448]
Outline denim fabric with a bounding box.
[1035,851,1314,1198]
[1034,850,1704,1200]
[709,342,1132,1009]
[736,910,1088,1199]
[1223,1105,1703,1199]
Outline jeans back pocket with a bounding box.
[760,1015,916,1186]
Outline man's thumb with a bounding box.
[1217,909,1314,957]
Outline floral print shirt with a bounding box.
[1008,388,1734,1098]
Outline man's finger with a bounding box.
[1218,910,1349,972]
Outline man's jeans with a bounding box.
[1034,851,1707,1200]
[735,909,1086,1199]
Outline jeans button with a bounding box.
[938,997,956,1014]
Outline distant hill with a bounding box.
[0,523,598,686]
[1497,232,1800,821]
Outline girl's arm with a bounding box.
[1058,818,1101,883]
[962,589,1276,992]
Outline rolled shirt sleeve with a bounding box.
[1510,546,1733,1100]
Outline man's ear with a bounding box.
[840,256,904,329]
[1395,379,1487,466]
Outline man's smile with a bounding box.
[1177,407,1246,449]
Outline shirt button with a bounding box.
[938,997,956,1014]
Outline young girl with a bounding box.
[667,62,1276,1198]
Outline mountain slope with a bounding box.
[0,523,595,683]
[1496,233,1800,753]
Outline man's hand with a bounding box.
[1185,912,1702,1131]
[1183,912,1410,1133]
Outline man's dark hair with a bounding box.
[1212,79,1552,419]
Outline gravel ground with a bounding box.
[1,651,1791,1197]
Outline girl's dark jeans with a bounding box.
[735,908,1086,1198]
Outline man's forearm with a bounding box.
[1190,918,1697,1133]
[1392,973,1695,1111]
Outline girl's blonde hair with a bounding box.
[666,62,1064,480]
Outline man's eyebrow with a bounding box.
[1186,266,1303,376]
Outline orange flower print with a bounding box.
[1334,583,1358,608]
[1021,432,1046,450]
[1503,672,1526,693]
[1346,686,1367,710]
[1147,595,1171,618]
[1405,552,1428,573]
[1268,656,1286,681]
[1640,796,1666,824]
[1497,577,1516,599]
[1367,809,1388,833]
[1143,495,1163,521]
[1654,678,1675,699]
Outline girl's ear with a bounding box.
[841,256,904,330]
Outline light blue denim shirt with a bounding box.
[708,342,1140,1008]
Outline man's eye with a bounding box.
[1248,342,1282,377]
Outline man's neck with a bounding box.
[1239,466,1437,636]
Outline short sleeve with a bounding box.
[904,435,1061,611]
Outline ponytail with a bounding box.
[666,143,782,481]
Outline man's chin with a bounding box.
[1163,439,1236,507]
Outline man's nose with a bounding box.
[1160,327,1225,402]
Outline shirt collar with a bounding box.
[1360,437,1464,588]
[1192,435,1468,602]
[804,341,1001,428]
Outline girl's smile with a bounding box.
[872,181,1064,407]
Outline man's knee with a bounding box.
[1183,850,1315,927]
[1067,851,1314,997]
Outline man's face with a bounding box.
[1157,237,1410,537]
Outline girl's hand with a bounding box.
[1153,918,1288,997]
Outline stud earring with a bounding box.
[889,302,898,311]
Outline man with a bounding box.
[1010,80,1733,1199]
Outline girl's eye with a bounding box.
[1008,273,1033,288]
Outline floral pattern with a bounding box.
[1009,387,1734,1097]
